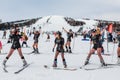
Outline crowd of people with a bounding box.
[0,26,120,69]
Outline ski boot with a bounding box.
[100,60,107,67]
[32,47,36,53]
[22,59,27,66]
[3,59,7,67]
[63,59,67,68]
[65,46,68,53]
[84,58,89,65]
[65,49,68,53]
[68,50,72,53]
[53,59,57,67]
[35,48,40,54]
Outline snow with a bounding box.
[0,16,119,80]
[0,29,120,80]
[77,19,98,32]
[32,15,82,32]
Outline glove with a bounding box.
[52,48,54,52]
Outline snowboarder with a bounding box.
[22,34,28,47]
[63,27,74,53]
[32,30,40,54]
[3,29,27,66]
[84,29,106,66]
[52,31,67,68]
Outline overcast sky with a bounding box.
[0,0,120,22]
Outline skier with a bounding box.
[82,31,87,40]
[52,31,67,68]
[84,29,106,66]
[2,30,7,39]
[46,33,50,42]
[22,34,28,47]
[0,40,2,53]
[3,29,27,66]
[96,28,105,54]
[32,30,40,54]
[116,29,120,64]
[112,31,117,43]
[62,27,74,53]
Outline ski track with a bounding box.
[0,31,120,80]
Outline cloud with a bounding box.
[0,0,120,21]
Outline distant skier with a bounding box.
[0,41,2,53]
[63,27,74,53]
[84,29,106,66]
[32,30,40,54]
[112,31,117,43]
[83,31,87,40]
[116,29,120,64]
[46,33,50,42]
[2,30,7,39]
[3,29,27,66]
[22,34,28,47]
[52,31,67,68]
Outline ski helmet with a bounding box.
[56,31,62,36]
[69,29,72,32]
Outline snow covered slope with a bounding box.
[32,15,83,32]
[77,19,98,32]
[0,30,120,80]
[31,15,98,33]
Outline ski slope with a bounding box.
[32,15,86,32]
[0,30,120,80]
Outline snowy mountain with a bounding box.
[32,15,97,33]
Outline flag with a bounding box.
[107,23,113,33]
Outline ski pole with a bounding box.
[72,36,75,51]
[111,43,115,62]
[107,33,109,53]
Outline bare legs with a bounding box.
[65,41,72,53]
[32,43,39,53]
[53,51,67,68]
[3,48,27,66]
[85,48,106,66]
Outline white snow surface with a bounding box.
[0,30,120,80]
[32,15,83,32]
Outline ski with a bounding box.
[79,63,117,71]
[24,52,41,55]
[93,53,111,56]
[84,66,113,71]
[14,63,31,74]
[44,65,77,71]
[3,65,8,73]
[107,63,120,66]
